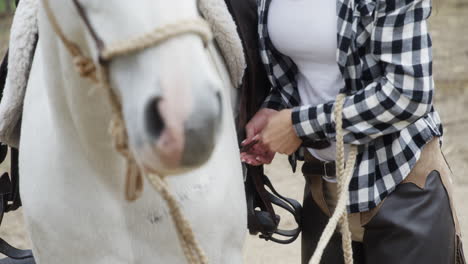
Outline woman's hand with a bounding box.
[240,108,278,166]
[261,109,302,155]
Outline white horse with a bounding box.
[15,0,246,263]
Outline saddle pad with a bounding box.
[0,0,38,148]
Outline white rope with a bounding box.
[310,0,360,261]
[309,94,358,264]
[101,19,213,61]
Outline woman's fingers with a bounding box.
[241,140,272,157]
[243,108,279,145]
[240,153,263,166]
[240,108,289,166]
[255,151,275,164]
[243,127,256,145]
[240,149,275,166]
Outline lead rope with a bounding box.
[309,94,357,264]
[42,0,209,263]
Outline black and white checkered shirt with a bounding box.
[257,0,443,213]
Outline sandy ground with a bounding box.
[0,0,467,263]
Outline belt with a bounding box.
[302,152,336,178]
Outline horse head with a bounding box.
[44,0,224,175]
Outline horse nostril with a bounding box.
[215,91,222,105]
[145,97,165,138]
[215,91,222,116]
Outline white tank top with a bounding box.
[268,0,347,162]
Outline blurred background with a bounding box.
[0,0,15,51]
[0,0,467,263]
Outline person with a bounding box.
[226,0,467,263]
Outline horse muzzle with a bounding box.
[137,91,222,175]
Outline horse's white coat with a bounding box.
[18,0,247,263]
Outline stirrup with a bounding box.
[0,238,35,264]
[246,169,302,244]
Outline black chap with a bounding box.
[363,170,456,264]
[302,171,459,264]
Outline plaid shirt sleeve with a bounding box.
[261,88,286,110]
[292,0,434,145]
[257,0,300,111]
[260,49,300,110]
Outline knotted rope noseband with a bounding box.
[42,0,212,263]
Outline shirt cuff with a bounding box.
[291,105,329,142]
